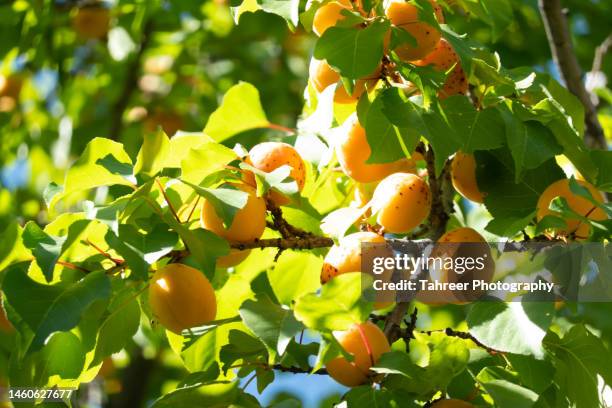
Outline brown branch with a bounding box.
[591,34,612,73]
[85,238,124,265]
[538,0,606,149]
[109,18,154,141]
[420,328,502,355]
[57,260,91,273]
[384,146,453,343]
[266,198,316,239]
[156,179,181,224]
[230,362,328,375]
[231,236,334,250]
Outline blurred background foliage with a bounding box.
[0,0,610,405]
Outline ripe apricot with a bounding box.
[337,115,420,183]
[216,249,251,268]
[200,183,267,242]
[310,59,341,93]
[144,110,184,136]
[431,400,475,408]
[451,152,484,203]
[313,0,352,36]
[385,0,443,61]
[245,142,307,205]
[73,6,110,40]
[536,179,607,240]
[371,173,431,233]
[148,264,217,334]
[414,39,468,99]
[326,321,391,386]
[321,232,390,283]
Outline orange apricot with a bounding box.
[451,152,484,203]
[371,172,431,233]
[310,59,341,93]
[321,232,391,283]
[414,39,468,99]
[326,321,391,386]
[0,74,23,99]
[148,264,217,334]
[73,6,110,40]
[431,400,475,408]
[385,0,443,61]
[313,0,352,36]
[245,142,307,206]
[337,115,419,183]
[200,183,267,242]
[536,179,607,240]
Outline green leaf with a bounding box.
[203,82,269,142]
[105,224,178,280]
[440,96,506,153]
[362,88,417,164]
[3,263,111,350]
[151,382,257,408]
[461,0,513,40]
[475,148,565,236]
[591,150,612,192]
[505,354,554,393]
[267,251,322,306]
[164,219,229,274]
[543,325,612,408]
[372,350,425,379]
[480,379,539,408]
[181,181,249,229]
[134,129,171,178]
[239,295,304,358]
[91,289,141,366]
[314,20,388,79]
[343,386,396,407]
[43,332,86,379]
[50,138,134,209]
[239,163,299,198]
[180,140,238,184]
[21,222,67,283]
[502,104,563,182]
[258,0,300,27]
[467,300,554,358]
[219,329,266,373]
[293,272,372,331]
[0,221,29,271]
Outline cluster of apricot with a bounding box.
[310,0,467,103]
[148,142,308,333]
[451,151,607,239]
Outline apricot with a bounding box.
[310,59,341,93]
[414,39,468,99]
[245,142,306,206]
[73,6,110,40]
[148,264,217,334]
[144,110,184,136]
[326,321,391,386]
[371,173,431,233]
[321,232,390,283]
[337,115,420,183]
[313,0,352,36]
[536,179,607,240]
[200,183,267,242]
[451,152,484,203]
[431,400,475,408]
[216,249,251,268]
[385,0,443,61]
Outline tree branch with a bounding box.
[538,0,607,149]
[384,146,453,343]
[420,328,502,355]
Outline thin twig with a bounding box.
[57,260,91,273]
[155,179,181,223]
[85,238,124,265]
[538,0,606,149]
[419,328,502,355]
